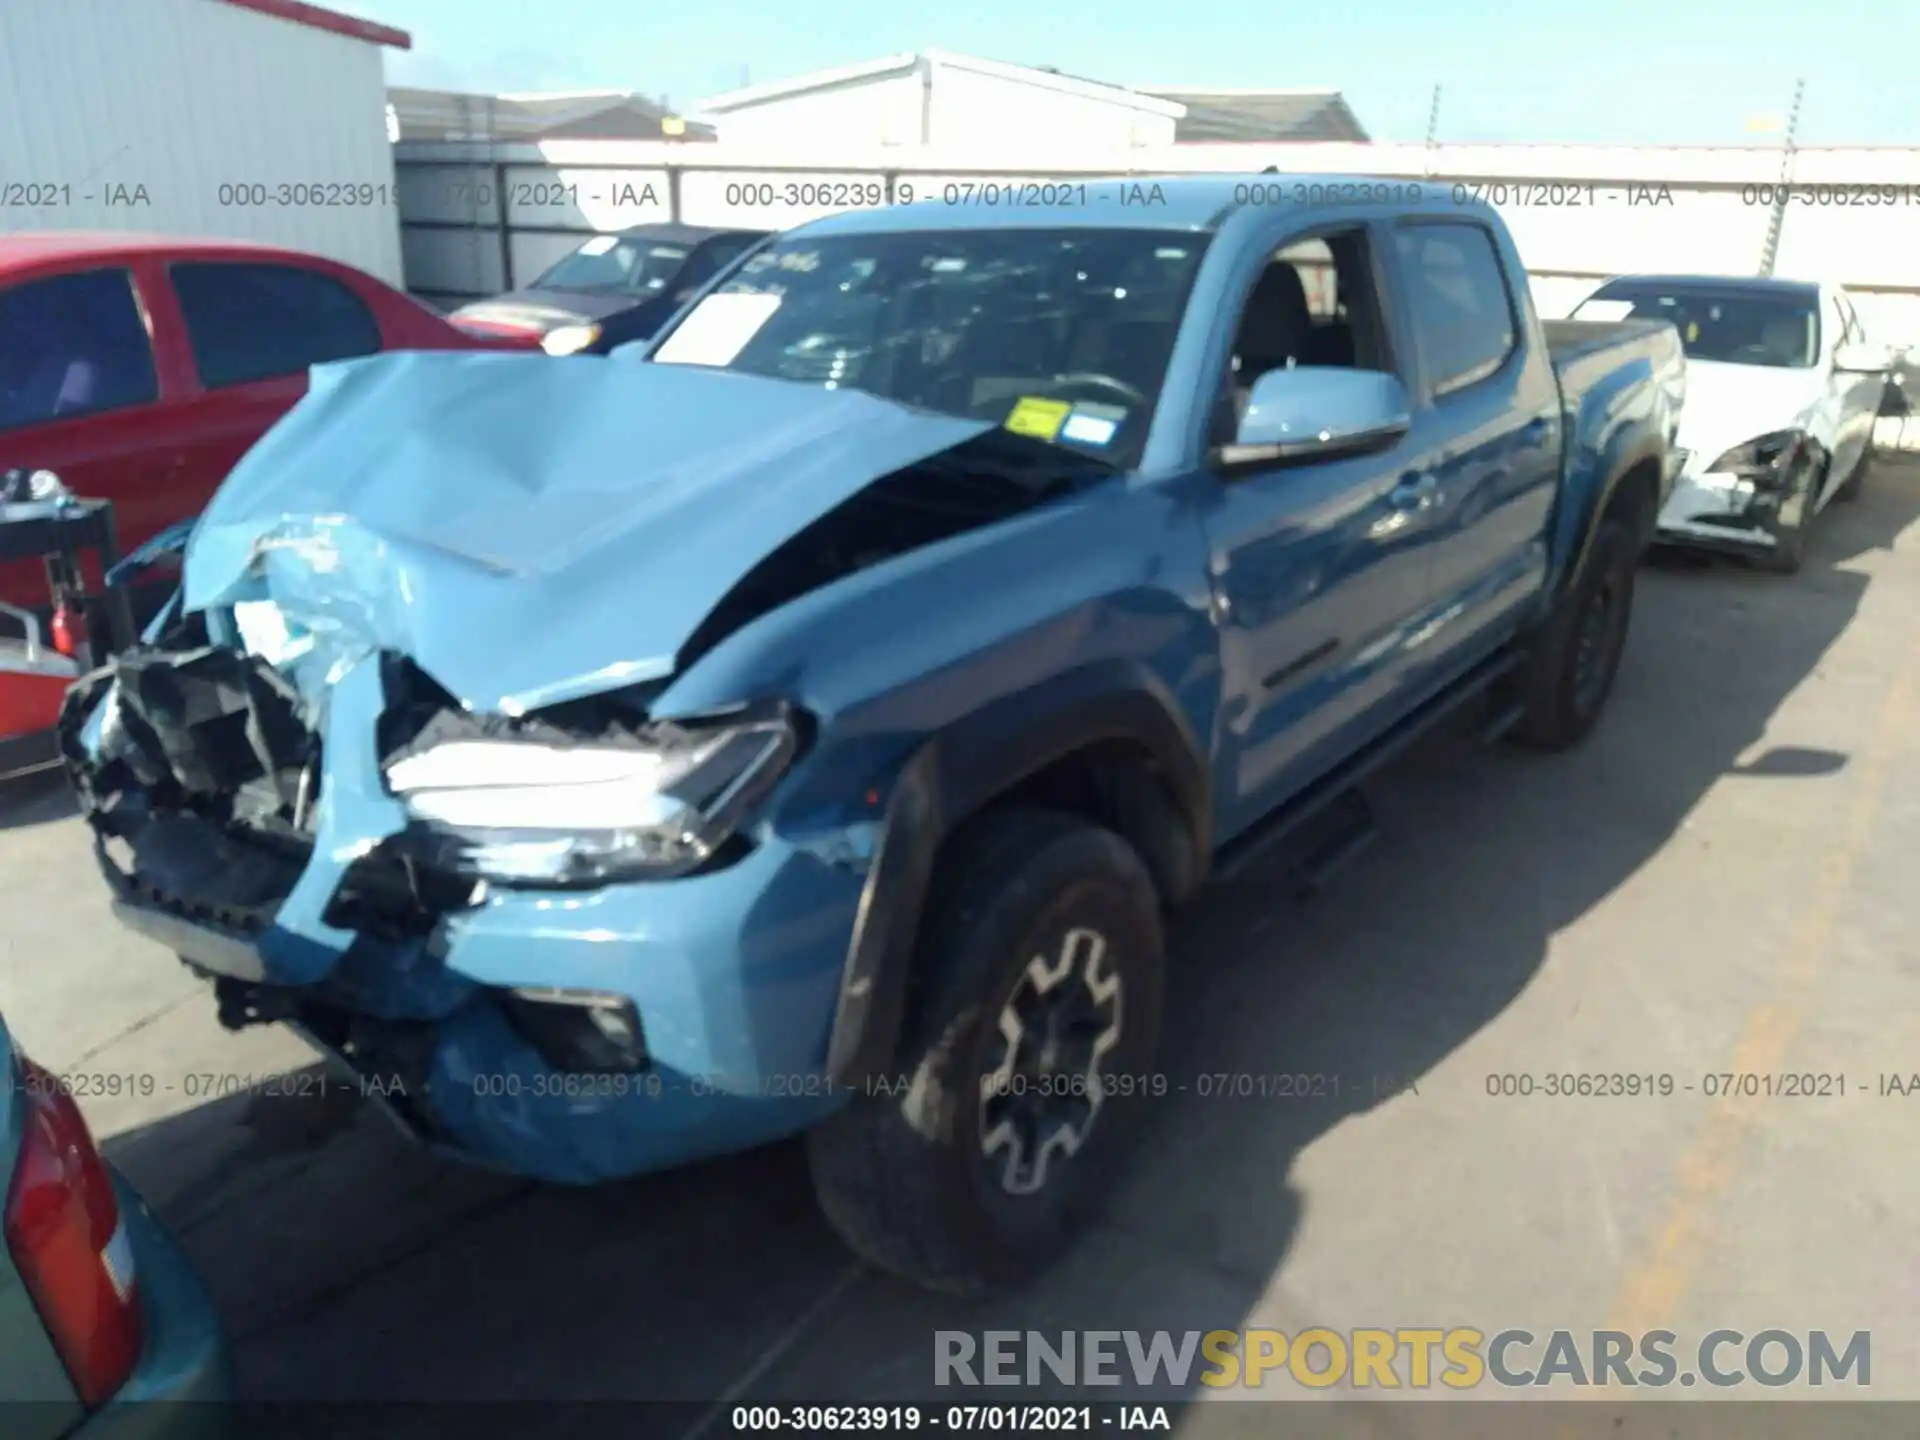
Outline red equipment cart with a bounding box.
[1,479,136,780]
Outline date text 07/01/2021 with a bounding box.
[12,1068,1426,1105]
[1485,1071,1920,1097]
[727,1403,1168,1433]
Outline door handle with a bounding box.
[1389,472,1438,510]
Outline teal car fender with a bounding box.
[0,1019,230,1435]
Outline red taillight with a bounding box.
[4,1055,141,1407]
[49,599,87,660]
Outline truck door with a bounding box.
[1199,223,1446,837]
[1382,219,1561,675]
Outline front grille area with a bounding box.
[107,804,310,936]
[323,840,483,942]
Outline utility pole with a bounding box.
[1759,78,1806,276]
[1424,84,1442,176]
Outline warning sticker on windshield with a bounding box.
[1005,396,1072,440]
[652,292,783,367]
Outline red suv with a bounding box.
[0,233,508,776]
[0,232,507,603]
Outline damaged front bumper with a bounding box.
[58,638,865,1184]
[1654,446,1811,556]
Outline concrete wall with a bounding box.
[0,0,404,286]
[392,138,1920,346]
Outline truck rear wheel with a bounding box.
[806,808,1164,1295]
[1509,514,1636,751]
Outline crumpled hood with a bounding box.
[1676,358,1829,473]
[184,350,991,713]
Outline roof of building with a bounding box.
[388,88,716,142]
[218,0,411,50]
[1141,89,1369,142]
[692,50,1187,119]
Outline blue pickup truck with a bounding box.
[60,178,1683,1294]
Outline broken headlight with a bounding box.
[1706,430,1805,485]
[383,708,800,885]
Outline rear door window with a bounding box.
[0,268,159,431]
[1392,223,1518,398]
[170,262,382,389]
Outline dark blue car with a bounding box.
[447,222,768,355]
[61,177,1683,1294]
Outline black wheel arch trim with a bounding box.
[1564,440,1667,589]
[823,661,1210,1084]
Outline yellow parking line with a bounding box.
[1603,617,1920,1345]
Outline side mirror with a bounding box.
[1834,341,1892,375]
[1219,367,1412,470]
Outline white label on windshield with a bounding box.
[578,235,619,256]
[652,292,783,367]
[1573,298,1635,322]
[1062,413,1119,447]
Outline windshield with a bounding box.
[647,228,1210,466]
[534,235,692,294]
[1577,283,1820,368]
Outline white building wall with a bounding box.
[926,67,1177,149]
[0,0,404,285]
[699,75,929,148]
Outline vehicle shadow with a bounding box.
[97,461,1920,1433]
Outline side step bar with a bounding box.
[1210,648,1525,889]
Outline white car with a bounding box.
[1570,274,1891,572]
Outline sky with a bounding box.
[353,0,1910,147]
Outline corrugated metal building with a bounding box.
[690,51,1188,150]
[0,0,411,286]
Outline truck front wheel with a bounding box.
[1509,514,1637,751]
[807,808,1165,1295]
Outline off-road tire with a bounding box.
[806,808,1165,1295]
[1509,515,1637,751]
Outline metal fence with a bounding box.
[392,138,1920,344]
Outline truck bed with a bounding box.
[1542,317,1677,364]
[1541,314,1687,553]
